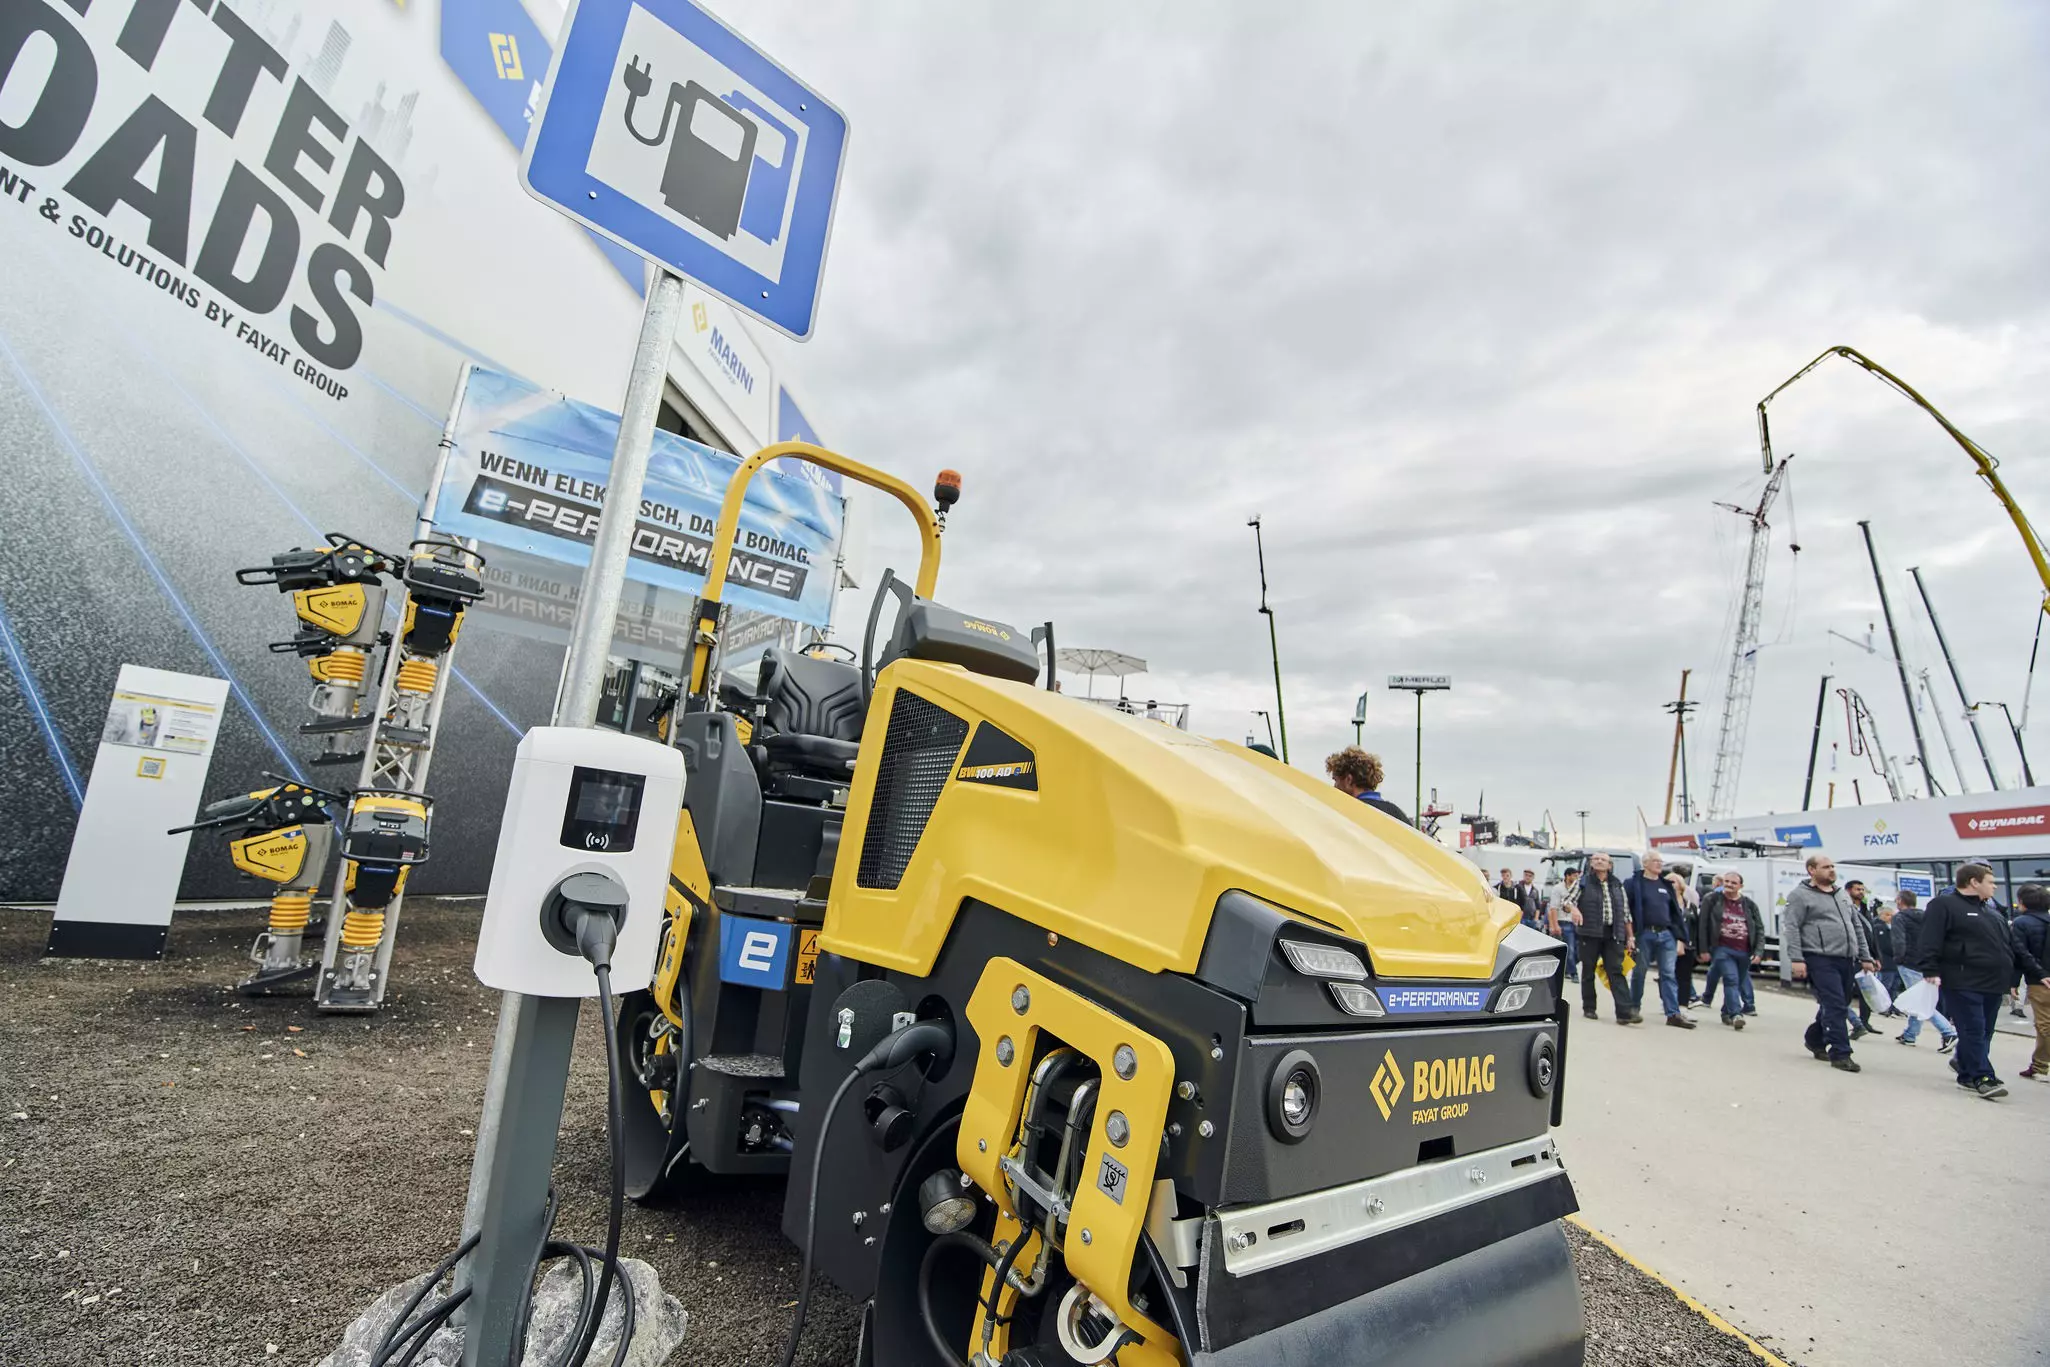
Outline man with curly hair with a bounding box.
[1325,746,1410,824]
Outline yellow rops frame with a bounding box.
[684,441,945,702]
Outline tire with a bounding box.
[616,987,693,1202]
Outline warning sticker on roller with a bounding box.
[1096,1153,1129,1205]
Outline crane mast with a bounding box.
[1706,456,1793,818]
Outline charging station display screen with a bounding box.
[560,766,646,852]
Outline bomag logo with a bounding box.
[232,830,306,881]
[960,619,1011,641]
[1369,1049,1406,1120]
[1372,1048,1499,1123]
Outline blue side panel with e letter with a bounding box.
[718,914,793,988]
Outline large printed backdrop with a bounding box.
[0,0,777,900]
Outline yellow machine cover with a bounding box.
[825,661,1513,981]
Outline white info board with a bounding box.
[46,665,231,960]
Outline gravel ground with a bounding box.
[1565,1222,1791,1367]
[2,903,1785,1367]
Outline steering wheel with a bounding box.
[860,569,916,707]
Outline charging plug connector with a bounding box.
[574,906,618,971]
[540,870,629,969]
[855,1019,955,1077]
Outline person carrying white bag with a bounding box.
[1894,975,1940,1021]
[1891,889,1958,1052]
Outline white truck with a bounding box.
[1480,847,1914,983]
[1683,855,1913,982]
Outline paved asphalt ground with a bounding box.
[6,900,1823,1367]
[1557,969,2050,1367]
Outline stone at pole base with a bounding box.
[318,1256,685,1367]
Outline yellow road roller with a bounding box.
[616,442,1583,1365]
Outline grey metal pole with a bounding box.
[560,273,688,723]
[1801,675,1830,811]
[1992,702,2037,786]
[1676,705,1693,823]
[1908,566,2002,791]
[1920,670,1968,795]
[457,270,687,1367]
[1248,518,1289,762]
[1413,690,1424,824]
[1857,521,1934,796]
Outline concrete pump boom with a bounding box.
[1756,346,2050,607]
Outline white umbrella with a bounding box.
[1055,648,1147,698]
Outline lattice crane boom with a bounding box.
[1706,455,1793,818]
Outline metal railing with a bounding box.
[1076,696,1190,730]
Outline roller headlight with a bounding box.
[918,1168,978,1234]
[1510,955,1563,983]
[1495,984,1533,1013]
[1281,1075,1314,1127]
[1280,939,1367,980]
[1328,981,1385,1016]
[1527,1034,1558,1098]
[1266,1049,1320,1143]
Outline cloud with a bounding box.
[729,0,2050,844]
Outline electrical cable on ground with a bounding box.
[376,892,950,1367]
[368,909,636,1367]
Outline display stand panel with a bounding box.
[46,666,230,960]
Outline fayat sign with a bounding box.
[1648,788,2050,860]
[1,0,411,392]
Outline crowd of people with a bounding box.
[1526,849,2050,1103]
[1318,746,2050,1101]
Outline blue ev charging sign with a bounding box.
[521,0,849,338]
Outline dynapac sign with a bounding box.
[1950,804,2050,839]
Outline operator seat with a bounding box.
[745,646,865,890]
[754,647,865,786]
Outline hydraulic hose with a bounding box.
[916,1231,1002,1367]
[977,1224,1030,1365]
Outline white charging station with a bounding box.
[474,727,686,997]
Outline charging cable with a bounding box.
[776,1017,955,1367]
[380,871,955,1367]
[370,892,636,1367]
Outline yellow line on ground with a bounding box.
[1566,1214,1794,1367]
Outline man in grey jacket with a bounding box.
[1781,852,1880,1072]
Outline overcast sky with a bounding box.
[704,1,2050,846]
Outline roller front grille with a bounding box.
[856,691,969,889]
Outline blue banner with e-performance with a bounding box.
[435,367,841,625]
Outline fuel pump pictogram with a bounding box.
[620,56,758,239]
